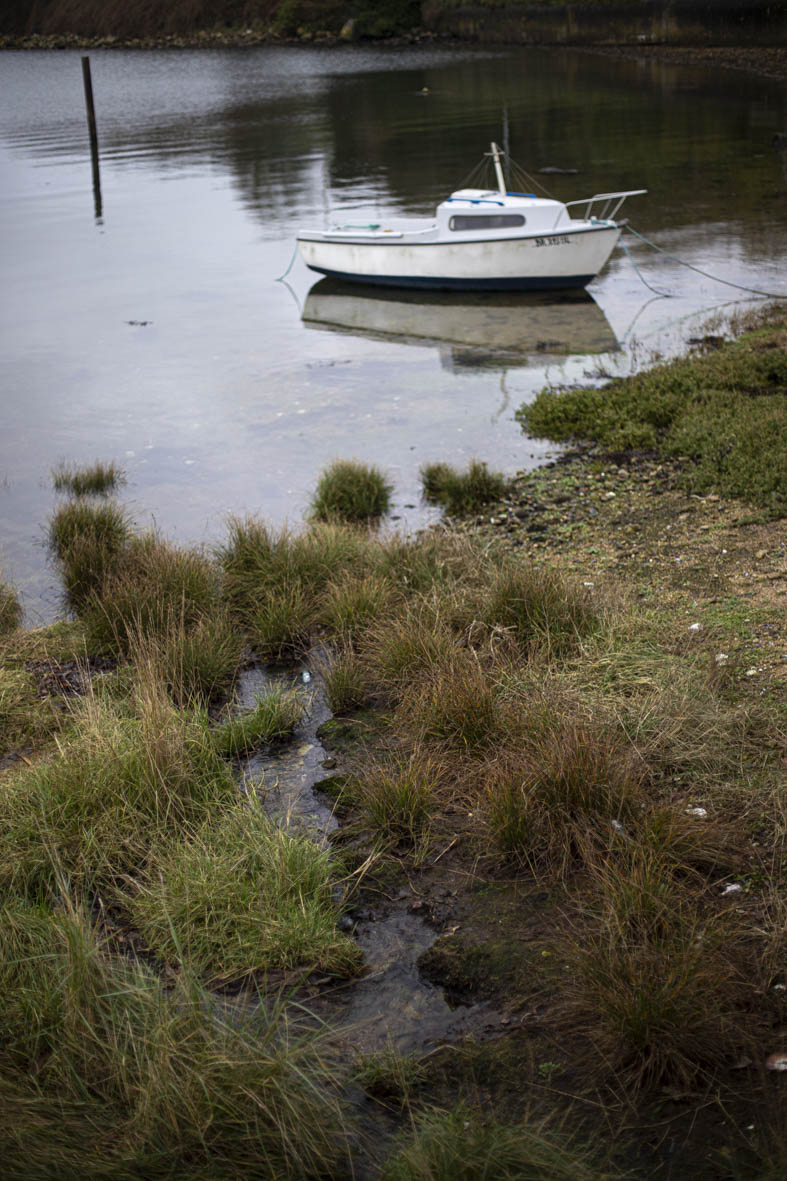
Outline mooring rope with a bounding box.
[619,234,673,298]
[274,241,299,283]
[623,224,787,300]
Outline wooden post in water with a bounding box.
[81,55,102,220]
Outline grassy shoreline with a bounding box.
[1,310,785,1176]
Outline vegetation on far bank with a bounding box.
[518,312,787,515]
[0,311,785,1177]
[4,0,785,46]
[0,0,422,41]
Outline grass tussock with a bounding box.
[0,680,234,897]
[480,561,600,656]
[84,533,220,653]
[396,651,502,753]
[420,458,507,516]
[249,583,315,660]
[353,752,443,846]
[52,459,125,496]
[319,644,370,715]
[322,572,394,641]
[0,899,352,1178]
[355,1042,426,1106]
[364,604,458,699]
[47,498,132,610]
[219,517,376,656]
[557,861,752,1091]
[0,574,23,634]
[517,314,787,513]
[382,1105,610,1181]
[131,801,361,980]
[483,713,645,871]
[150,610,242,706]
[374,529,478,596]
[214,686,305,756]
[0,665,61,759]
[309,458,393,523]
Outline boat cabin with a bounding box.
[436,189,570,239]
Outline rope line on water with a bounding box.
[623,224,787,301]
[274,241,299,283]
[619,235,673,298]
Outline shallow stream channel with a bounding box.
[233,660,488,1058]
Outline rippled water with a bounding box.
[1,45,785,618]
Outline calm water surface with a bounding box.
[1,46,786,619]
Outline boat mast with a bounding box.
[489,142,506,195]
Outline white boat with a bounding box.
[297,144,645,292]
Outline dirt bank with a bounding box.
[576,43,787,83]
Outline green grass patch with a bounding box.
[420,458,507,516]
[0,899,352,1178]
[382,1105,611,1181]
[517,316,787,513]
[0,665,61,759]
[52,459,125,496]
[131,801,361,980]
[0,621,95,758]
[0,575,23,634]
[309,459,393,523]
[0,683,235,898]
[214,687,305,756]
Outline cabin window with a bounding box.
[448,214,526,232]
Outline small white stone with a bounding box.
[765,1052,787,1072]
[686,806,708,818]
[688,622,702,631]
[715,653,729,665]
[722,883,743,896]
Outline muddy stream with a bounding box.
[234,662,484,1057]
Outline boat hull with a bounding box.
[297,226,620,292]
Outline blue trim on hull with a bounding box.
[305,266,595,292]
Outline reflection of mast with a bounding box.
[81,56,102,222]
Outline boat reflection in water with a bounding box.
[302,279,618,371]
